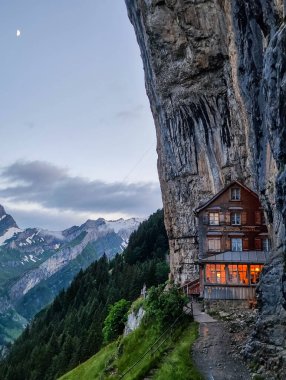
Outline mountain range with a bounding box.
[0,205,142,354]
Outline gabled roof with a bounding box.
[195,180,259,214]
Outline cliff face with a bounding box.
[125,0,286,376]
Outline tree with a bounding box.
[102,299,130,343]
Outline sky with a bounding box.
[0,0,162,230]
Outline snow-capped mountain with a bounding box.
[0,205,22,245]
[0,205,143,351]
[0,205,142,267]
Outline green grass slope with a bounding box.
[59,319,202,380]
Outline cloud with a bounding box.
[24,121,36,129]
[115,105,146,121]
[0,161,162,219]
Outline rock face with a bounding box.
[125,0,286,376]
[124,307,145,336]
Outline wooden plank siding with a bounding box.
[204,286,256,300]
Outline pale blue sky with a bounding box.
[0,1,161,229]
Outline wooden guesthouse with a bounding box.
[195,181,269,300]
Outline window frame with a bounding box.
[205,264,263,286]
[231,212,241,225]
[230,187,241,201]
[207,238,221,252]
[205,264,226,284]
[231,238,243,252]
[209,212,220,225]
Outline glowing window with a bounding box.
[250,265,263,284]
[228,265,248,285]
[238,265,248,285]
[209,212,219,225]
[205,264,226,284]
[228,264,238,284]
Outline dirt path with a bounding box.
[192,303,251,380]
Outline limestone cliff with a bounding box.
[125,0,286,376]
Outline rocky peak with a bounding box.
[0,204,6,217]
[0,204,19,237]
[82,218,106,229]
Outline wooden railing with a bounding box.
[181,278,200,296]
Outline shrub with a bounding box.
[144,284,188,326]
[103,299,130,343]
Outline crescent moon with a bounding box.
[16,30,21,37]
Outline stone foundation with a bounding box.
[204,299,254,314]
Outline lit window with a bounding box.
[208,238,221,252]
[231,212,241,225]
[250,265,263,284]
[228,264,238,284]
[231,188,241,200]
[262,238,270,252]
[228,264,248,284]
[238,265,248,284]
[205,264,226,284]
[209,212,219,225]
[232,238,242,251]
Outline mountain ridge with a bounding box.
[0,204,142,352]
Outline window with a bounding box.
[250,265,263,284]
[231,212,241,225]
[208,238,221,252]
[231,188,241,200]
[228,264,238,284]
[209,212,219,225]
[232,238,242,251]
[228,264,248,284]
[205,264,226,284]
[238,265,248,284]
[262,238,270,252]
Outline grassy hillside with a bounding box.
[59,318,202,380]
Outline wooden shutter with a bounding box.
[255,211,262,225]
[225,211,231,225]
[203,213,209,225]
[255,238,262,250]
[243,237,249,251]
[241,211,248,225]
[219,212,225,225]
[225,238,231,251]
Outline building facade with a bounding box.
[195,181,269,300]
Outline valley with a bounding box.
[0,205,141,352]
